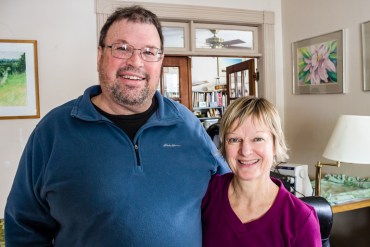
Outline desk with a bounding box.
[331,198,370,213]
[313,175,370,213]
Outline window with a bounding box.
[161,22,189,52]
[193,24,257,53]
[162,22,258,56]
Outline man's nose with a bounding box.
[126,50,144,67]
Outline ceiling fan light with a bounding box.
[206,37,224,48]
[206,37,224,43]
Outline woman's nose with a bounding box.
[239,141,253,155]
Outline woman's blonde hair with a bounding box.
[218,96,289,164]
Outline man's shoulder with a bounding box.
[36,98,78,129]
[159,95,199,122]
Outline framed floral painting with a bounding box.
[292,30,345,94]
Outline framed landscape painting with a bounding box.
[292,30,345,95]
[0,40,40,119]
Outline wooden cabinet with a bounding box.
[160,56,192,109]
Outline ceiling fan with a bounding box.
[205,29,245,49]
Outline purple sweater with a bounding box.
[202,173,321,247]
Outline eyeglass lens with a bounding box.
[111,43,162,62]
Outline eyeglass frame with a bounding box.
[101,42,163,62]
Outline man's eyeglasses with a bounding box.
[102,43,163,62]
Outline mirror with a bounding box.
[161,67,180,99]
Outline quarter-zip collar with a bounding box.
[70,85,184,126]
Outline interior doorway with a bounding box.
[159,55,258,130]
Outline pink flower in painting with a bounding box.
[303,43,336,84]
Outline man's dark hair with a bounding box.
[99,5,164,50]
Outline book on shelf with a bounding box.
[206,108,221,118]
[192,91,227,108]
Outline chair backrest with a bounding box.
[206,123,220,147]
[300,196,333,247]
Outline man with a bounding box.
[5,5,228,247]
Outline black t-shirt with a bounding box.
[94,97,158,141]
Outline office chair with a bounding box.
[300,196,333,247]
[206,122,220,148]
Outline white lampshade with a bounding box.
[323,115,370,164]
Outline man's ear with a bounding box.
[97,46,103,72]
[158,53,164,66]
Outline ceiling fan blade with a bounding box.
[226,46,252,50]
[222,39,245,46]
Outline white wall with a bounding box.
[0,0,283,218]
[282,0,370,178]
[282,1,370,246]
[191,57,219,90]
[0,0,98,217]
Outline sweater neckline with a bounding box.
[222,174,285,237]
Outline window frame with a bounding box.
[191,23,258,55]
[161,21,190,53]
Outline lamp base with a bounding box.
[315,161,340,196]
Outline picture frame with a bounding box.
[292,30,345,95]
[361,21,370,91]
[0,39,40,119]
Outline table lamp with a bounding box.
[315,115,370,196]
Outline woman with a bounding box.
[202,96,321,247]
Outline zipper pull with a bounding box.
[134,144,141,166]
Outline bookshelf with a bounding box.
[192,90,226,123]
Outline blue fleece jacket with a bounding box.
[5,85,228,247]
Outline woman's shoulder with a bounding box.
[209,172,233,189]
[272,178,316,218]
[203,173,233,206]
[271,179,320,243]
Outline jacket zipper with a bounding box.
[103,120,143,168]
[134,143,141,166]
